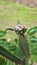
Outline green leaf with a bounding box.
[0,38,17,51]
[30,36,37,43]
[9,45,17,51]
[0,57,5,65]
[14,39,18,43]
[0,30,6,37]
[31,51,37,56]
[27,26,37,36]
[0,39,10,47]
[7,60,12,65]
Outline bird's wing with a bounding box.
[19,35,30,58]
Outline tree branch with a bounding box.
[0,46,23,64]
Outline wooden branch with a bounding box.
[0,46,24,64]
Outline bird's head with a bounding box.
[15,25,27,35]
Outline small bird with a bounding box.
[15,25,30,58]
[6,24,30,58]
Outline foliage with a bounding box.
[0,26,37,65]
[0,30,6,37]
[0,0,37,65]
[27,26,37,62]
[0,57,5,65]
[27,26,37,36]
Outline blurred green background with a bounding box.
[0,0,37,63]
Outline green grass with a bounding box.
[0,0,37,30]
[0,0,37,42]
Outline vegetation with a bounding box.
[0,25,37,65]
[0,0,37,65]
[0,0,37,30]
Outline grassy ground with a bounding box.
[0,0,37,43]
[0,0,37,30]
